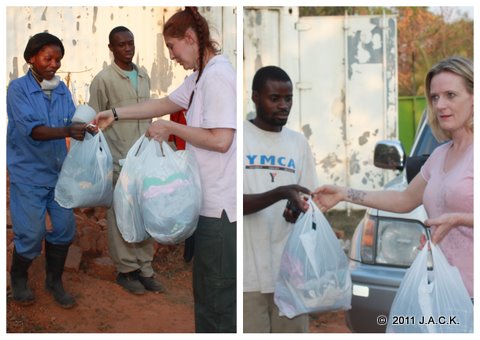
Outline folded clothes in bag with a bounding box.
[139,140,201,245]
[274,199,352,318]
[55,130,113,208]
[113,135,150,243]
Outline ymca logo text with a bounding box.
[245,154,296,173]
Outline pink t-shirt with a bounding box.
[421,141,473,297]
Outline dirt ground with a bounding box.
[5,175,354,333]
[6,243,350,333]
[6,244,195,333]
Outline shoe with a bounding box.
[10,248,35,305]
[116,271,146,295]
[45,242,76,309]
[138,275,166,293]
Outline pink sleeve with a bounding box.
[420,155,432,182]
[420,142,449,182]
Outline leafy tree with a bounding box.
[397,7,473,95]
[299,7,391,16]
[299,7,473,96]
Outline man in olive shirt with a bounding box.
[89,26,164,295]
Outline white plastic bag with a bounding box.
[55,130,113,208]
[72,104,96,123]
[113,135,150,243]
[387,241,473,333]
[274,199,352,318]
[139,140,201,244]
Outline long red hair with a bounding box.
[163,7,219,83]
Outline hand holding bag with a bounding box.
[274,198,352,318]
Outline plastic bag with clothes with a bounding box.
[113,135,150,243]
[387,240,473,333]
[274,199,352,319]
[55,130,113,208]
[139,140,201,244]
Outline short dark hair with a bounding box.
[252,66,292,92]
[109,26,132,44]
[23,32,64,63]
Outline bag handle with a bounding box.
[295,198,317,231]
[96,129,112,156]
[133,135,149,157]
[424,227,434,271]
[308,199,317,230]
[143,139,176,158]
[425,226,432,242]
[161,140,177,159]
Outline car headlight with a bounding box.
[360,216,425,267]
[376,219,424,266]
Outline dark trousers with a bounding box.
[193,211,236,333]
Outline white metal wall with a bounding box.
[6,6,236,104]
[243,7,299,123]
[243,7,398,204]
[298,14,398,193]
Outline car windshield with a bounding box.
[411,124,441,157]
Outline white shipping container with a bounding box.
[244,7,398,209]
[6,6,237,104]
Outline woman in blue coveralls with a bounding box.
[7,33,87,308]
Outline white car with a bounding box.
[345,112,442,332]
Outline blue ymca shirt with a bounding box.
[7,71,75,187]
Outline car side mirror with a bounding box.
[373,140,406,171]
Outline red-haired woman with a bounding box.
[94,7,236,333]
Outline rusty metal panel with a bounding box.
[6,6,236,105]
